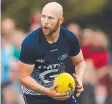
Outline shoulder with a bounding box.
[61,27,79,44]
[61,27,78,41]
[21,27,42,48]
[61,27,80,56]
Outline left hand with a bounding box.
[73,73,84,97]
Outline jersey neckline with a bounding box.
[40,27,63,47]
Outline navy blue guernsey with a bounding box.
[19,27,80,96]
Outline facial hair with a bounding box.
[41,19,60,36]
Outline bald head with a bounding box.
[41,2,64,36]
[42,2,63,18]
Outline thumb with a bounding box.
[52,84,58,89]
[73,73,77,80]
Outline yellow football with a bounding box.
[54,72,76,96]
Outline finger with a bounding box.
[76,92,81,97]
[52,84,58,89]
[55,93,69,97]
[55,95,70,99]
[76,86,84,91]
[76,88,84,97]
[54,98,69,101]
[54,95,70,100]
[77,88,84,92]
[73,73,78,80]
[77,85,83,89]
[73,74,79,84]
[54,98,68,101]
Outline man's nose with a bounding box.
[44,17,48,24]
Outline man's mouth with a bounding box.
[43,26,49,30]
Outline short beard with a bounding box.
[41,19,60,36]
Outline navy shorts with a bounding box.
[23,94,78,104]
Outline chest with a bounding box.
[36,41,69,64]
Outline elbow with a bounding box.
[18,75,27,85]
[18,76,24,84]
[78,60,87,69]
[18,74,30,86]
[83,60,87,69]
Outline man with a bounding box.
[18,2,86,104]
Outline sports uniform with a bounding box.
[19,27,80,104]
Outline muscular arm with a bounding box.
[70,50,86,81]
[18,61,69,100]
[70,50,86,96]
[18,61,48,94]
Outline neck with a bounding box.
[45,26,60,44]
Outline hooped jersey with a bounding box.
[19,27,80,95]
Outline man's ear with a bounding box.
[59,17,64,24]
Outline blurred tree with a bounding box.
[1,0,108,30]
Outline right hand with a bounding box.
[45,84,70,100]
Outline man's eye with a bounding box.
[48,17,54,20]
[42,15,46,18]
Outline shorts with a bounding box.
[23,94,78,104]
